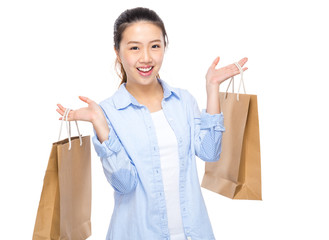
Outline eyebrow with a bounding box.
[127,39,162,44]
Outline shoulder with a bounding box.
[179,88,196,101]
[174,87,197,106]
[98,84,127,110]
[98,95,115,110]
[97,89,122,117]
[160,79,196,103]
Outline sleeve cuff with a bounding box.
[92,127,122,158]
[200,109,225,131]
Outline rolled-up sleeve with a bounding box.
[200,109,225,132]
[191,96,225,162]
[92,107,138,194]
[92,126,122,158]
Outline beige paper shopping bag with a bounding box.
[201,63,262,200]
[33,110,92,239]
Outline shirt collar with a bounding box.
[112,78,180,110]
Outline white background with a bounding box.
[1,0,328,239]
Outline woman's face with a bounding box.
[116,21,165,87]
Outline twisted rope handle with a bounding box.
[224,62,246,101]
[58,108,82,150]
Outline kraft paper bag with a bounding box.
[201,64,262,200]
[33,112,92,239]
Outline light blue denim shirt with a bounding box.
[92,79,225,240]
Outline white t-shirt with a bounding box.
[151,109,186,240]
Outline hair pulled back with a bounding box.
[113,7,169,86]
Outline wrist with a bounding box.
[206,76,220,89]
[206,82,220,95]
[91,110,106,127]
[92,116,110,144]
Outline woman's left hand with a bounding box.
[205,57,248,89]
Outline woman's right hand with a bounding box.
[56,96,104,124]
[57,96,110,143]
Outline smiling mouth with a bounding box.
[137,66,153,73]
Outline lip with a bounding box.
[137,65,153,69]
[137,66,154,77]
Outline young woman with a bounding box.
[57,7,248,240]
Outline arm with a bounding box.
[92,105,138,194]
[57,97,138,194]
[192,93,225,162]
[193,56,248,161]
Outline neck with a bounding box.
[125,78,163,102]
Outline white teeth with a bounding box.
[137,67,152,72]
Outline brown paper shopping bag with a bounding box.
[33,109,92,239]
[201,63,262,200]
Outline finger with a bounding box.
[238,57,248,67]
[57,104,66,112]
[226,63,242,75]
[56,108,64,116]
[59,110,74,121]
[56,109,71,119]
[211,56,220,69]
[79,96,93,104]
[56,105,74,120]
[58,113,73,121]
[65,111,74,121]
[56,103,68,116]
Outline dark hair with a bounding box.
[113,7,169,86]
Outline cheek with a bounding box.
[154,51,164,65]
[121,54,137,69]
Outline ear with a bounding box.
[114,47,121,63]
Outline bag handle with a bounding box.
[225,62,246,101]
[58,108,82,150]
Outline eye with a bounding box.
[152,44,160,49]
[130,46,139,50]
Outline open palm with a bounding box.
[56,96,103,123]
[206,57,248,86]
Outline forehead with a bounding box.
[121,21,163,43]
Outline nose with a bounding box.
[140,48,152,63]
